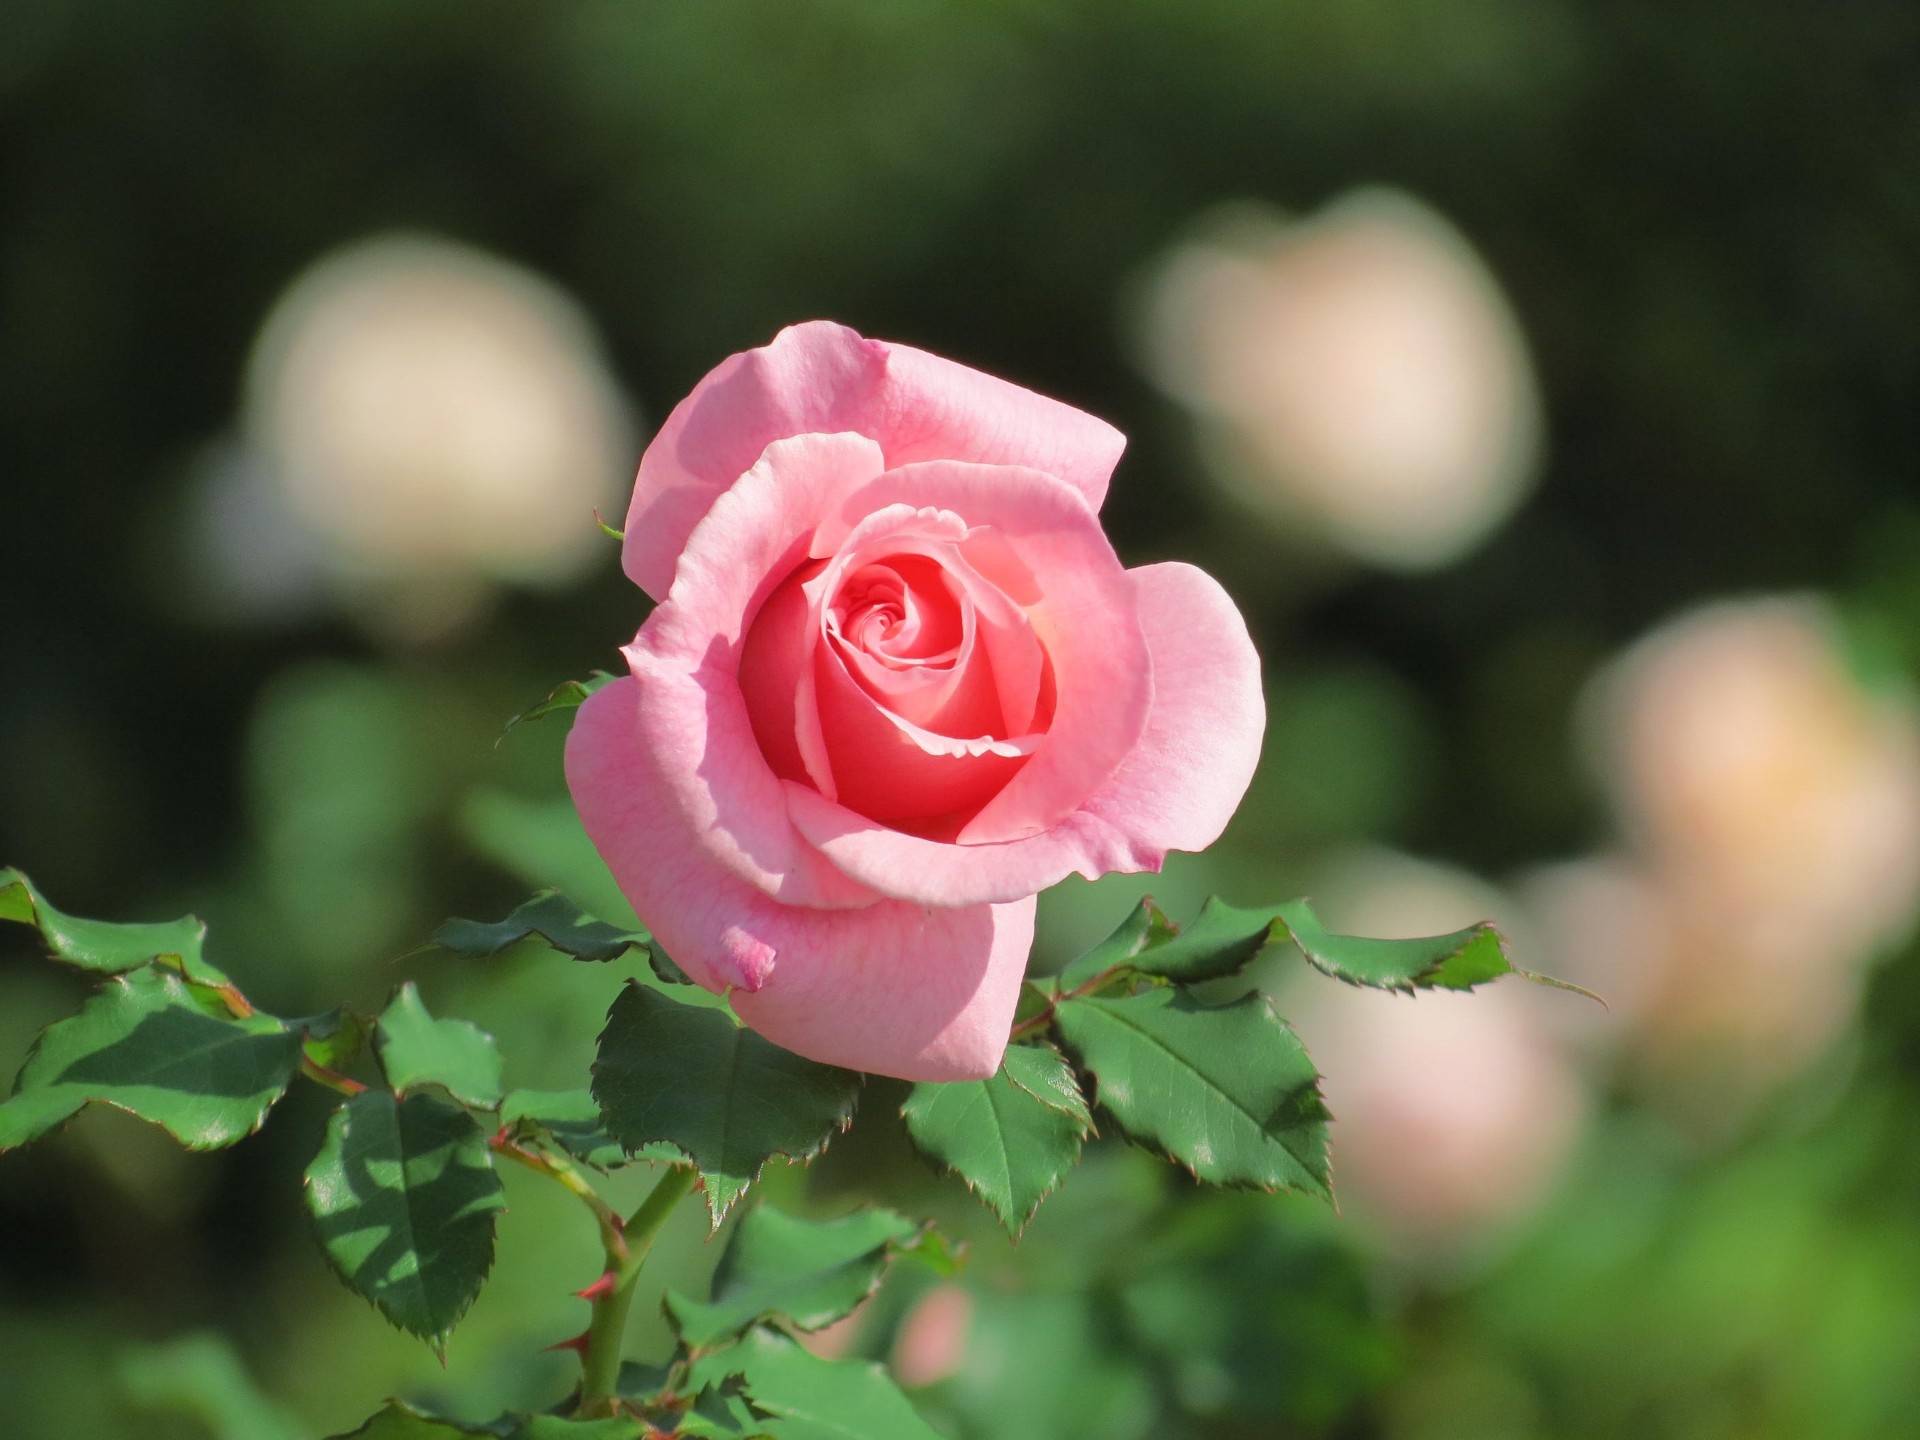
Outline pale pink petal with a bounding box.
[632,432,890,909]
[835,461,1152,844]
[566,679,1031,1081]
[1073,562,1265,858]
[782,562,1264,905]
[623,322,1126,599]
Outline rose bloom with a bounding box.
[567,323,1264,1080]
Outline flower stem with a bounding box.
[575,1164,700,1417]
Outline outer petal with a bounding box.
[1072,561,1266,858]
[623,321,1127,599]
[632,432,889,909]
[784,562,1264,905]
[566,678,1031,1081]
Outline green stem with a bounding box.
[576,1164,700,1417]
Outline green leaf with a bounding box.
[1055,897,1177,989]
[668,1379,775,1438]
[435,890,653,966]
[0,866,227,985]
[375,983,504,1108]
[666,1204,933,1348]
[303,1089,507,1351]
[301,1008,373,1074]
[901,1042,1091,1238]
[593,985,861,1226]
[0,968,301,1152]
[500,1088,626,1170]
[500,671,619,740]
[1054,988,1329,1197]
[689,1329,944,1440]
[323,1402,507,1439]
[1272,898,1566,994]
[511,1419,647,1439]
[120,1332,305,1440]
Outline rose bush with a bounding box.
[567,322,1264,1080]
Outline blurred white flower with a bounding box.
[1278,851,1586,1257]
[1588,595,1920,963]
[1541,596,1920,1101]
[200,233,634,639]
[1139,189,1541,571]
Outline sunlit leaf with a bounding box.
[1054,988,1329,1197]
[500,671,620,740]
[434,890,652,966]
[689,1328,943,1440]
[901,1043,1091,1237]
[666,1204,934,1348]
[1270,898,1525,993]
[375,983,503,1108]
[500,1088,625,1170]
[0,866,227,985]
[0,968,300,1152]
[303,1089,507,1351]
[592,984,860,1225]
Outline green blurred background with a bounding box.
[7,2,1920,1437]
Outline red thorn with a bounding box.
[543,1330,593,1358]
[574,1270,618,1302]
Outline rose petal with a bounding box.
[632,431,890,908]
[782,562,1264,905]
[1072,561,1266,858]
[623,321,1126,599]
[566,678,1031,1081]
[835,461,1152,844]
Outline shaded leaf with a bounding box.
[323,1401,507,1439]
[511,1420,647,1439]
[0,968,301,1152]
[120,1331,305,1440]
[376,983,503,1108]
[304,1089,507,1350]
[1055,897,1177,989]
[300,1008,373,1074]
[688,1329,944,1440]
[1054,988,1329,1197]
[435,890,652,965]
[0,866,226,984]
[501,1088,626,1170]
[501,671,619,739]
[666,1204,933,1348]
[593,985,860,1226]
[901,1043,1091,1237]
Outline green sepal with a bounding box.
[0,967,301,1152]
[687,1328,944,1440]
[375,983,504,1108]
[901,1042,1092,1238]
[434,890,652,966]
[1056,897,1178,988]
[0,866,228,985]
[666,1204,937,1348]
[303,1089,507,1352]
[592,984,861,1226]
[1054,987,1330,1198]
[500,671,619,740]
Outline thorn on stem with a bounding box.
[575,1270,618,1302]
[544,1330,593,1358]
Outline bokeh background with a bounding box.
[7,2,1920,1436]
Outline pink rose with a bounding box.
[566,322,1264,1081]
